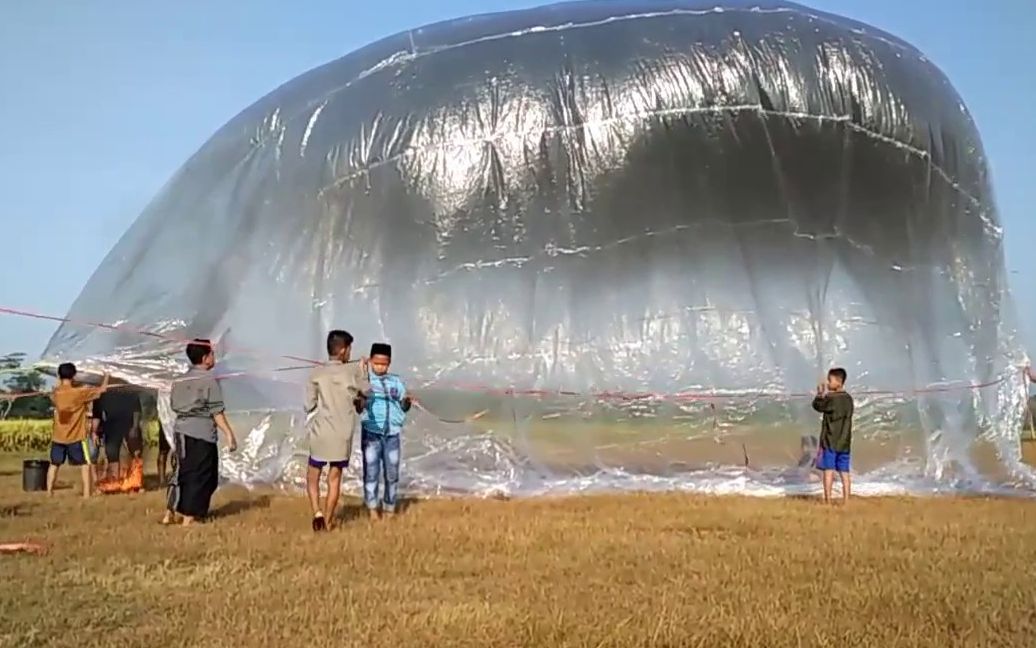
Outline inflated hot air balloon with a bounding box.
[42,0,1031,496]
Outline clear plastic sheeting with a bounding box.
[42,0,1032,497]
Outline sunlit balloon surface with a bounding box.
[43,0,1032,496]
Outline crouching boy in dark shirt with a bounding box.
[811,367,854,505]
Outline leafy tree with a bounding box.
[1,353,52,419]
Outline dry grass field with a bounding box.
[2,445,1036,648]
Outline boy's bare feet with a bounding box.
[368,509,379,522]
[180,516,196,527]
[161,511,177,525]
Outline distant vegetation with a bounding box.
[0,419,162,452]
[0,352,50,419]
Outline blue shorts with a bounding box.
[308,457,349,470]
[816,448,850,473]
[51,441,91,467]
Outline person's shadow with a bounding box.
[396,497,420,514]
[211,495,272,519]
[333,497,421,527]
[334,503,367,526]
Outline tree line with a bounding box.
[1,352,50,418]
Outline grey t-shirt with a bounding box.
[170,366,225,444]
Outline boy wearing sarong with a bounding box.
[164,340,238,526]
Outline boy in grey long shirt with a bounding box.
[304,329,368,531]
[164,339,237,526]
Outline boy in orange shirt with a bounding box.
[49,363,109,497]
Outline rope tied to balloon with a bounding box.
[0,305,1026,430]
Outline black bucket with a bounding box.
[22,459,49,492]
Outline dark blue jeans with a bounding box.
[361,430,400,511]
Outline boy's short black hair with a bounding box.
[185,339,213,365]
[327,330,354,356]
[828,367,848,383]
[57,362,77,380]
[370,343,392,359]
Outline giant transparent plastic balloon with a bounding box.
[43,0,1032,496]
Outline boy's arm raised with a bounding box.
[78,374,111,405]
[811,386,830,413]
[354,360,370,388]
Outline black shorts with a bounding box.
[103,427,125,463]
[101,422,143,461]
[158,427,171,453]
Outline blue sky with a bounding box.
[1,0,1034,356]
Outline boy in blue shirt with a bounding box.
[360,343,412,519]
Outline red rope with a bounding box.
[0,306,323,368]
[0,306,1020,409]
